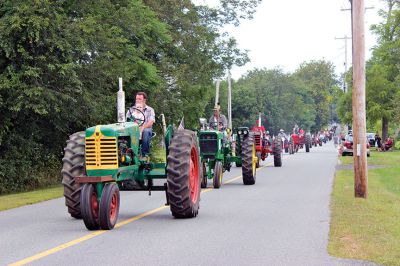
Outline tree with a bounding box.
[294,60,338,131]
[369,0,400,140]
[0,0,261,193]
[225,67,318,134]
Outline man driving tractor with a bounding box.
[209,105,227,131]
[126,92,155,158]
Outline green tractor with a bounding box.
[61,79,201,230]
[198,120,257,189]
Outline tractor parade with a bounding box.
[3,1,399,264]
[61,79,334,231]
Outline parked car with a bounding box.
[342,134,370,157]
[367,132,375,147]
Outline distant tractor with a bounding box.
[289,128,311,153]
[311,133,320,147]
[61,79,201,230]
[197,119,257,189]
[250,116,282,167]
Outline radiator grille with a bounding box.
[85,135,118,170]
[199,133,218,155]
[253,133,262,146]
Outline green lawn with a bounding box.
[329,150,400,265]
[0,185,63,211]
[340,149,399,166]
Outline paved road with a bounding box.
[0,143,377,266]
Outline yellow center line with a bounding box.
[9,161,275,266]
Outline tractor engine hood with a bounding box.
[84,123,141,173]
[85,122,140,138]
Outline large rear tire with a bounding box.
[167,130,201,218]
[81,184,99,230]
[61,131,85,219]
[273,137,282,167]
[241,134,256,185]
[213,161,223,189]
[99,183,120,230]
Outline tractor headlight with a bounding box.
[244,130,248,135]
[238,130,242,135]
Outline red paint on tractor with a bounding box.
[189,146,199,204]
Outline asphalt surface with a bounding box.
[0,143,378,266]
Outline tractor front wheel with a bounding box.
[305,134,311,153]
[61,131,85,219]
[213,161,223,189]
[241,134,256,185]
[256,152,261,168]
[273,137,282,167]
[289,139,294,155]
[81,184,99,230]
[201,162,207,188]
[167,130,201,218]
[99,183,120,230]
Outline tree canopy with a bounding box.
[0,0,260,193]
[336,0,400,140]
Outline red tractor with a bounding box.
[311,133,319,147]
[251,119,282,167]
[289,128,311,153]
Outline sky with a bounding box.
[201,0,386,80]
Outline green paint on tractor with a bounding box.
[62,121,202,231]
[197,124,257,189]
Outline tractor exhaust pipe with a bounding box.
[117,77,125,123]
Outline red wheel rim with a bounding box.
[91,189,99,220]
[189,147,199,204]
[109,190,118,223]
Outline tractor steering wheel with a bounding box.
[126,107,146,127]
[209,121,225,131]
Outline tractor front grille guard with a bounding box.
[85,136,118,170]
[199,134,218,156]
[253,133,262,146]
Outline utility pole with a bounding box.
[215,80,220,106]
[351,0,368,198]
[337,4,373,93]
[335,35,351,93]
[227,72,232,129]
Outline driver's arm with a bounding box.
[142,108,155,129]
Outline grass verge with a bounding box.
[0,185,63,211]
[329,150,400,265]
